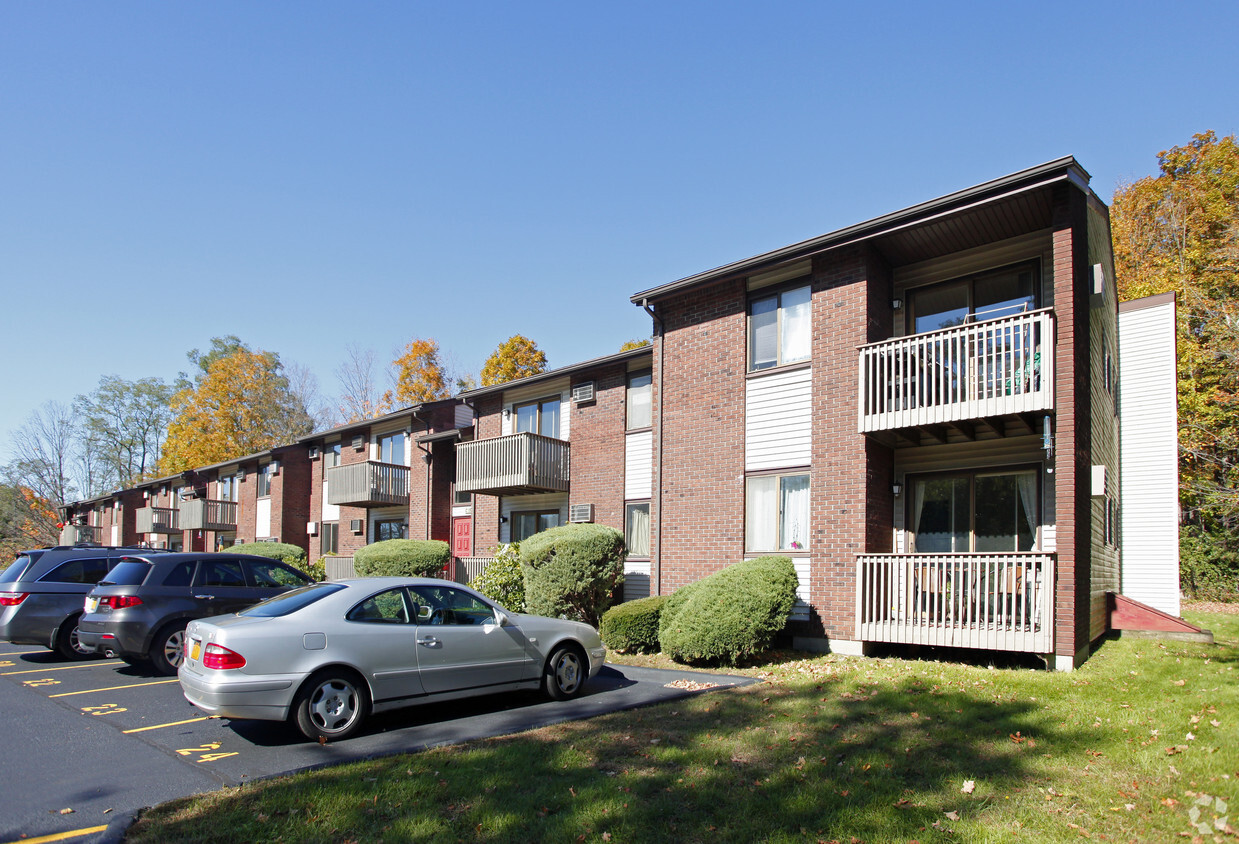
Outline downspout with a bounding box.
[641,298,665,596]
[411,409,432,541]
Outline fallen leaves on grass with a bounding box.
[961,780,976,794]
[663,679,720,691]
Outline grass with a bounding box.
[127,608,1239,843]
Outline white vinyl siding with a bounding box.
[256,497,272,538]
[625,430,653,500]
[623,560,650,603]
[1119,297,1179,616]
[745,367,812,472]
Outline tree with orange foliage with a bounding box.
[480,335,547,386]
[383,338,450,407]
[160,341,313,474]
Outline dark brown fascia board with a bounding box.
[296,397,462,445]
[456,345,653,402]
[629,156,1091,304]
[1119,291,1176,313]
[417,428,466,445]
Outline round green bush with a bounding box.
[658,556,798,665]
[469,543,526,612]
[519,523,625,626]
[600,595,667,653]
[353,539,451,578]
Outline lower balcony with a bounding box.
[60,524,102,544]
[455,432,570,496]
[858,309,1055,435]
[856,552,1054,653]
[179,499,238,531]
[136,507,180,534]
[327,461,410,507]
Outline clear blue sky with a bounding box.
[3,2,1237,462]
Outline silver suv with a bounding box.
[0,545,169,659]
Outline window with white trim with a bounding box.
[514,397,561,438]
[745,473,809,552]
[625,501,650,557]
[749,284,811,371]
[910,468,1037,553]
[627,371,652,429]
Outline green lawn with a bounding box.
[128,610,1238,843]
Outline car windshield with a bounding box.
[1,554,36,583]
[238,583,346,618]
[100,560,153,586]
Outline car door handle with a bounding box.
[416,637,440,647]
[193,594,215,600]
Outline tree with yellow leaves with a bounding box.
[480,335,547,386]
[160,341,314,474]
[383,338,450,407]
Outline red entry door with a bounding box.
[452,517,472,558]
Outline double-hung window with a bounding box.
[910,468,1037,553]
[323,442,341,469]
[626,371,652,429]
[514,397,561,438]
[749,284,811,371]
[625,502,651,557]
[321,522,339,555]
[378,432,406,465]
[256,464,273,498]
[745,473,810,552]
[217,474,238,502]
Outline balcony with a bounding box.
[179,499,238,531]
[455,432,570,496]
[136,507,180,534]
[858,309,1055,435]
[327,461,410,507]
[60,524,102,545]
[856,552,1054,653]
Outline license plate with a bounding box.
[190,639,201,662]
[85,597,98,613]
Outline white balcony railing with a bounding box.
[327,461,410,507]
[858,309,1055,433]
[856,552,1055,653]
[455,432,570,496]
[179,499,238,531]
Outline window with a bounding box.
[347,587,411,624]
[910,469,1037,553]
[217,474,238,502]
[375,519,406,542]
[256,464,273,498]
[909,261,1038,334]
[625,502,650,557]
[38,557,113,584]
[323,442,342,469]
[410,584,496,626]
[378,432,406,465]
[745,473,809,552]
[195,560,246,587]
[248,560,312,588]
[514,397,561,438]
[321,522,339,555]
[749,284,811,371]
[627,371,652,429]
[453,485,471,506]
[512,510,560,542]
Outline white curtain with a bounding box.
[780,475,810,549]
[1016,471,1038,549]
[910,480,927,553]
[746,476,777,551]
[626,504,650,557]
[780,286,811,364]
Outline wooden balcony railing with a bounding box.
[60,524,102,545]
[326,461,410,507]
[179,499,238,531]
[455,432,570,496]
[136,506,180,534]
[856,552,1054,653]
[858,309,1055,433]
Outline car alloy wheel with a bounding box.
[295,671,368,741]
[544,645,585,701]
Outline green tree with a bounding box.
[1111,131,1239,584]
[160,341,314,473]
[74,375,174,491]
[480,335,548,386]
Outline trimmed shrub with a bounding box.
[469,543,526,612]
[520,523,625,626]
[658,556,798,665]
[353,539,451,578]
[600,595,667,653]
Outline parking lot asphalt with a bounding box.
[0,644,758,843]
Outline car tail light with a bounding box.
[202,643,246,670]
[0,592,29,607]
[101,595,144,610]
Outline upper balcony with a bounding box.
[136,506,180,534]
[858,309,1054,436]
[327,461,410,507]
[179,499,238,531]
[60,524,102,545]
[456,432,570,496]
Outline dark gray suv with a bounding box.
[78,552,314,675]
[0,545,169,659]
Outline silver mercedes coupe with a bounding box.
[178,577,606,741]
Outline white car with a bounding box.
[179,577,606,741]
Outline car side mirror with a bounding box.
[492,609,508,627]
[416,605,432,624]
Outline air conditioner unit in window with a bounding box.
[350,519,364,533]
[569,503,594,523]
[269,461,280,476]
[352,435,366,451]
[259,537,279,543]
[571,381,595,403]
[308,446,319,459]
[307,521,318,536]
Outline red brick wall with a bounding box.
[273,447,311,557]
[470,395,504,555]
[568,363,630,534]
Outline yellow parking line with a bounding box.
[1,661,118,676]
[0,650,38,657]
[2,825,109,844]
[124,716,212,733]
[49,679,180,698]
